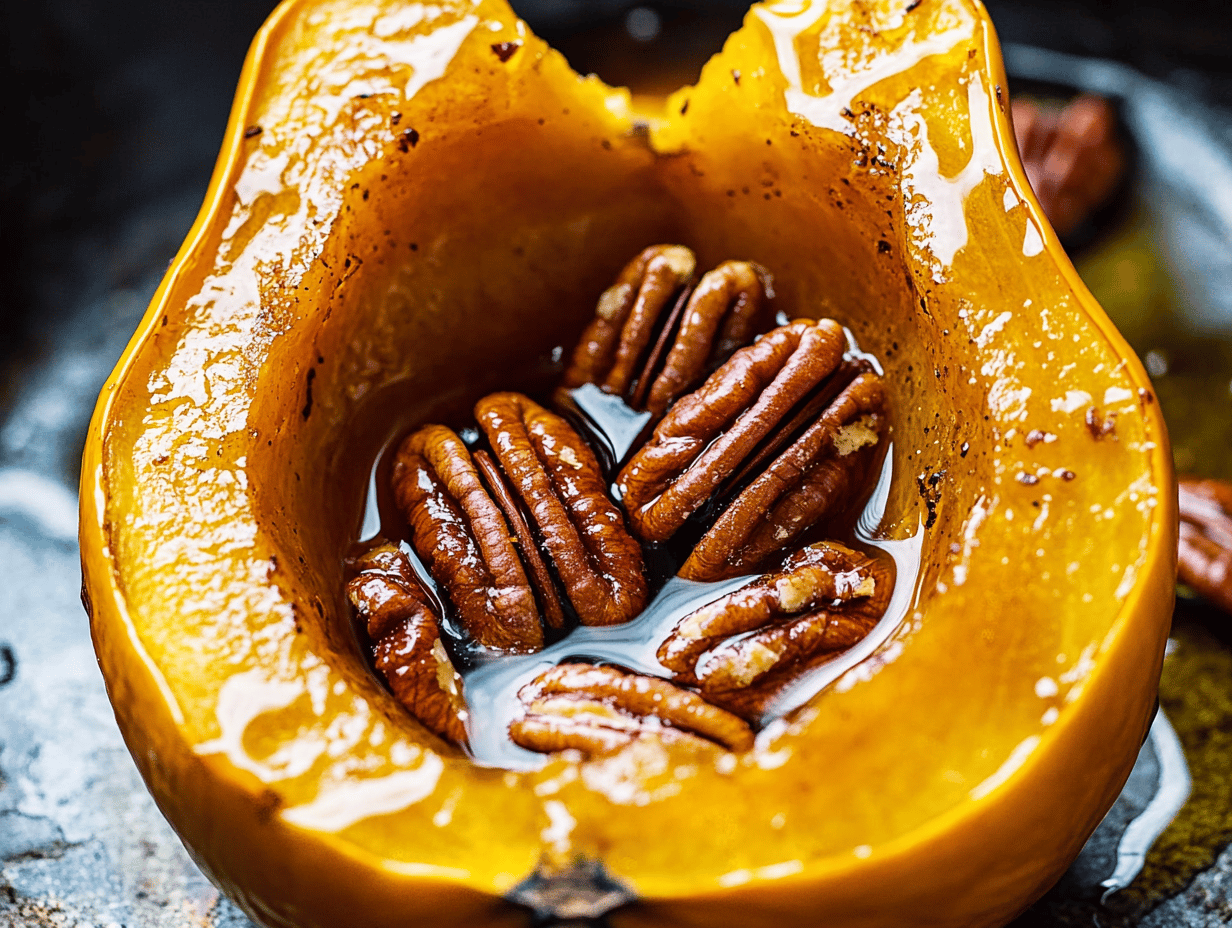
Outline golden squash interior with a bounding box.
[81,1,1176,926]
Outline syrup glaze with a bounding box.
[353,328,919,770]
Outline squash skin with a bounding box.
[77,2,1176,927]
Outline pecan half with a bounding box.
[473,449,566,631]
[1178,477,1232,615]
[683,370,887,581]
[658,542,892,720]
[347,543,467,744]
[1011,94,1125,238]
[638,260,771,416]
[509,663,754,757]
[618,320,847,541]
[476,392,647,626]
[559,247,771,417]
[617,318,886,579]
[392,425,543,652]
[560,244,696,400]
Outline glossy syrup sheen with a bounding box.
[354,327,921,770]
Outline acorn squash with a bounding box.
[78,0,1176,926]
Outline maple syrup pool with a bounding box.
[348,332,923,770]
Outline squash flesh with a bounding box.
[80,0,1175,925]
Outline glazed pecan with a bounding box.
[392,425,543,652]
[559,247,771,417]
[618,320,847,540]
[477,392,647,626]
[560,244,696,400]
[617,318,886,579]
[509,663,754,757]
[682,370,887,581]
[658,542,892,720]
[347,543,467,744]
[1178,477,1232,614]
[637,260,772,416]
[1011,94,1125,238]
[472,449,566,631]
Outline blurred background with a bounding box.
[1,2,1230,927]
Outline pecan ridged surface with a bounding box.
[393,425,543,652]
[683,371,887,581]
[560,244,697,400]
[618,319,848,543]
[559,247,773,419]
[477,392,647,626]
[617,318,886,580]
[509,663,754,757]
[639,260,770,416]
[473,448,566,631]
[1178,477,1232,615]
[346,543,468,744]
[659,542,892,720]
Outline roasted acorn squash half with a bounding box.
[79,0,1176,926]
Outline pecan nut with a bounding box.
[638,260,772,416]
[472,448,566,631]
[559,247,771,417]
[618,319,848,542]
[1011,94,1125,238]
[682,370,887,580]
[560,244,696,400]
[509,663,754,757]
[658,542,892,720]
[347,543,467,744]
[476,392,647,626]
[392,425,543,652]
[1178,476,1232,614]
[617,318,886,579]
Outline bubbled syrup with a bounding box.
[355,331,921,770]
